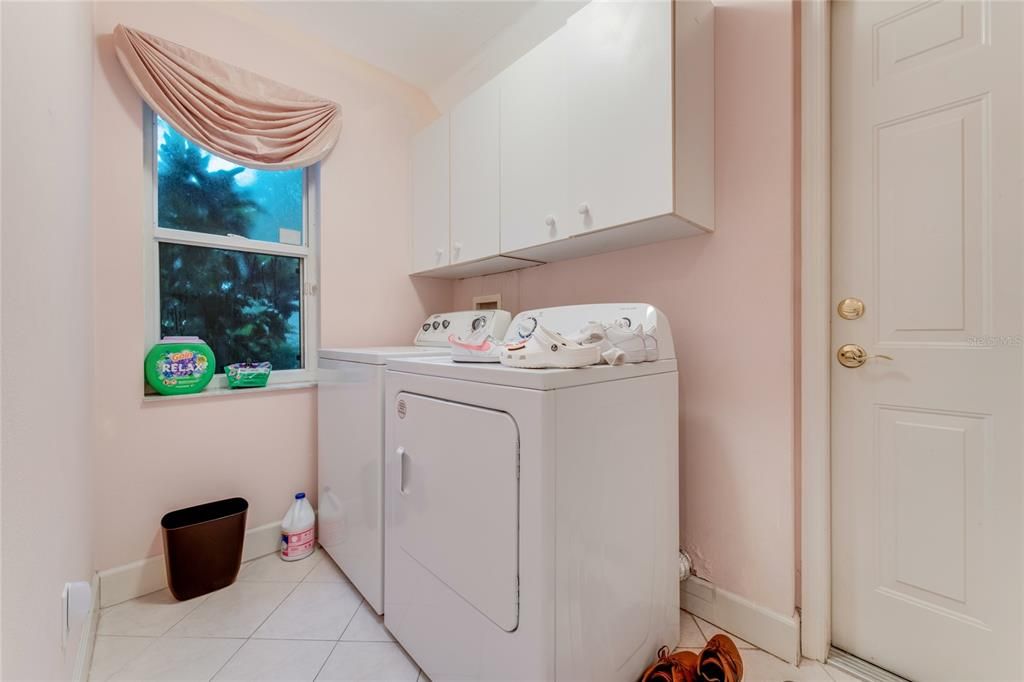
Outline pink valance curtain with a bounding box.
[113,24,341,170]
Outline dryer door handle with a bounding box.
[397,447,411,495]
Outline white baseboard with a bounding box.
[681,576,801,664]
[98,521,281,608]
[241,520,283,562]
[72,572,101,682]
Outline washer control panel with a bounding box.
[414,310,512,347]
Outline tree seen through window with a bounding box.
[156,118,304,372]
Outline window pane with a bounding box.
[156,117,304,245]
[159,243,302,373]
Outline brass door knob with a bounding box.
[837,344,894,368]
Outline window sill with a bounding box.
[142,380,317,403]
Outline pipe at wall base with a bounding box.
[679,550,693,582]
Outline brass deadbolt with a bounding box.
[837,298,865,320]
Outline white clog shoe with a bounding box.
[499,324,602,369]
[642,324,659,362]
[570,321,642,365]
[570,320,659,365]
[448,329,504,362]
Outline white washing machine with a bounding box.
[383,304,680,681]
[318,310,511,614]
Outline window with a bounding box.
[145,109,319,388]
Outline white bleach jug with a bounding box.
[280,492,316,561]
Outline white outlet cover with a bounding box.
[61,581,92,651]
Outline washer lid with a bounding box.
[386,356,677,390]
[318,346,449,365]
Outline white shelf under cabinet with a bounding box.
[410,255,543,280]
[504,213,709,264]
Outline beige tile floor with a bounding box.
[91,548,855,681]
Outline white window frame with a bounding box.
[142,106,320,390]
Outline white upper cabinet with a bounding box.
[451,78,501,264]
[500,27,572,253]
[412,114,451,273]
[566,0,675,234]
[410,0,715,278]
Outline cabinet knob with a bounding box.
[453,242,463,260]
[435,248,443,259]
[577,202,590,215]
[544,215,556,231]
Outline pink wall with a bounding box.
[91,2,450,572]
[453,0,798,617]
[2,2,96,677]
[90,0,798,622]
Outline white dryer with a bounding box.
[384,304,680,681]
[318,310,511,614]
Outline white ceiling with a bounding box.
[250,1,540,94]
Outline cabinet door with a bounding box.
[500,27,571,253]
[451,79,501,263]
[567,0,674,232]
[412,114,450,272]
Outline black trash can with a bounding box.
[161,497,248,601]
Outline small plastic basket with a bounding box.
[225,362,272,389]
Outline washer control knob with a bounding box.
[422,323,430,332]
[442,319,450,329]
[432,321,440,330]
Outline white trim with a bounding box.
[828,648,909,682]
[799,0,832,664]
[153,228,309,258]
[71,572,101,682]
[143,106,159,362]
[142,380,316,403]
[682,576,801,664]
[97,521,282,608]
[303,163,321,374]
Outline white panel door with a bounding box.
[390,393,519,632]
[412,114,450,272]
[566,0,674,233]
[500,27,572,252]
[451,78,500,263]
[831,2,1022,680]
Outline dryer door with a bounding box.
[391,392,520,632]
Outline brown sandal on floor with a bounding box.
[697,634,744,682]
[640,645,699,682]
